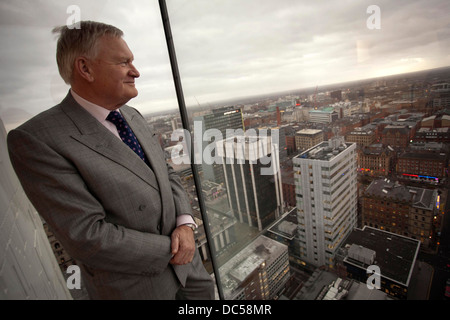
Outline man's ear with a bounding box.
[74,57,95,82]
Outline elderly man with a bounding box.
[7,21,215,300]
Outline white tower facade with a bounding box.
[0,119,72,299]
[293,137,357,268]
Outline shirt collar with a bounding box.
[70,89,117,122]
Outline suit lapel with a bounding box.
[60,93,160,192]
[120,106,176,236]
[120,106,167,176]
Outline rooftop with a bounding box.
[267,208,298,240]
[219,235,288,298]
[295,269,392,300]
[295,128,322,135]
[309,107,335,114]
[399,151,447,161]
[341,226,421,286]
[382,125,410,134]
[347,129,374,135]
[417,127,449,133]
[409,141,448,152]
[364,178,438,210]
[216,134,274,162]
[361,144,393,156]
[294,136,354,162]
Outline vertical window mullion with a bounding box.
[158,0,224,300]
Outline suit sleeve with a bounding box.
[143,117,194,220]
[166,160,194,218]
[7,128,173,276]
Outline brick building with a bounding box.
[362,179,438,246]
[346,128,377,149]
[357,144,394,176]
[381,125,410,148]
[413,127,450,144]
[280,168,296,208]
[397,151,447,183]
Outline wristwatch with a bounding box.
[183,223,197,231]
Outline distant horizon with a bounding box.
[2,64,448,132]
[142,64,450,117]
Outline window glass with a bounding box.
[165,0,450,300]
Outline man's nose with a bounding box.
[129,63,140,78]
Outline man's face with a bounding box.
[90,36,140,109]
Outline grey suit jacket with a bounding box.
[7,92,197,299]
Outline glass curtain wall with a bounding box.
[164,0,450,301]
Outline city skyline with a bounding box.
[1,0,449,131]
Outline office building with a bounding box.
[430,82,450,109]
[217,133,283,231]
[194,106,244,185]
[295,129,323,152]
[257,125,287,162]
[293,136,358,269]
[219,235,290,300]
[309,107,339,124]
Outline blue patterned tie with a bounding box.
[106,111,149,164]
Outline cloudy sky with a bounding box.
[0,0,449,131]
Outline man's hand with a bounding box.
[170,225,195,265]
